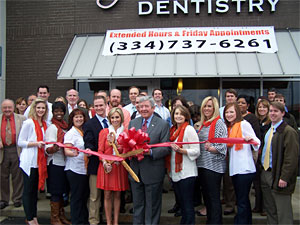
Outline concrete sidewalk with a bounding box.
[1,177,299,224]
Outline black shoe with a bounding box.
[0,201,8,210]
[174,210,182,217]
[13,202,22,208]
[168,205,180,214]
[162,188,168,193]
[129,208,134,214]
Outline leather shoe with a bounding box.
[13,202,22,208]
[120,207,126,213]
[168,205,180,213]
[174,210,182,217]
[224,209,235,215]
[260,212,267,216]
[129,208,134,214]
[252,207,262,213]
[0,201,8,210]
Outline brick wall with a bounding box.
[6,0,300,101]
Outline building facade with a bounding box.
[4,0,300,125]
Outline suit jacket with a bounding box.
[64,105,89,123]
[0,113,26,164]
[129,115,170,184]
[83,116,103,175]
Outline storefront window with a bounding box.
[160,78,219,109]
[78,81,109,105]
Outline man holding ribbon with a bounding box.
[128,96,171,225]
[83,95,108,225]
[260,101,299,225]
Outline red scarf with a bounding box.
[33,119,47,191]
[166,121,189,173]
[51,118,68,143]
[198,116,220,140]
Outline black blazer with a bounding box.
[83,116,103,175]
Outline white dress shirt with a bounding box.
[124,103,136,116]
[45,124,66,166]
[228,120,261,176]
[18,119,46,176]
[169,125,200,182]
[64,126,86,175]
[154,103,170,121]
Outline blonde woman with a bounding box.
[196,96,227,225]
[18,98,48,225]
[97,107,129,225]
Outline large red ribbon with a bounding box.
[46,129,259,161]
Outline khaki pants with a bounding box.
[88,174,102,225]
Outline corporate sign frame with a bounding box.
[96,0,279,15]
[102,26,278,56]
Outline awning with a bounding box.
[57,30,300,79]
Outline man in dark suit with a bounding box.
[83,96,108,225]
[0,99,26,209]
[129,96,170,225]
[64,89,89,122]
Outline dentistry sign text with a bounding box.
[102,26,278,56]
[96,0,279,15]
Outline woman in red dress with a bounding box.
[97,107,129,225]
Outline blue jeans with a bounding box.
[232,173,256,224]
[173,177,196,225]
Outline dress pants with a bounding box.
[66,170,89,225]
[173,177,196,225]
[22,168,38,221]
[0,146,23,204]
[232,173,255,225]
[199,168,223,225]
[131,179,163,225]
[261,169,293,225]
[88,174,101,225]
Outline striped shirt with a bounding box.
[196,119,228,173]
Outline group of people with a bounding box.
[0,85,299,225]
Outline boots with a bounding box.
[59,200,71,225]
[50,201,63,225]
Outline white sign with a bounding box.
[102,27,278,56]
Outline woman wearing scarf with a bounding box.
[45,102,70,225]
[166,105,200,225]
[196,96,227,225]
[18,98,48,225]
[224,102,261,224]
[97,107,129,225]
[64,108,89,225]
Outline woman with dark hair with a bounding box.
[196,96,227,225]
[18,98,48,225]
[224,102,261,224]
[77,99,88,109]
[252,99,271,215]
[166,105,200,225]
[64,108,89,225]
[97,107,129,225]
[15,97,28,115]
[45,102,70,225]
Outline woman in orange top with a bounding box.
[97,107,129,225]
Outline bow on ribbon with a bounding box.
[117,127,150,161]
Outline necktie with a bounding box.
[263,126,274,171]
[6,118,12,146]
[103,119,108,128]
[142,120,148,132]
